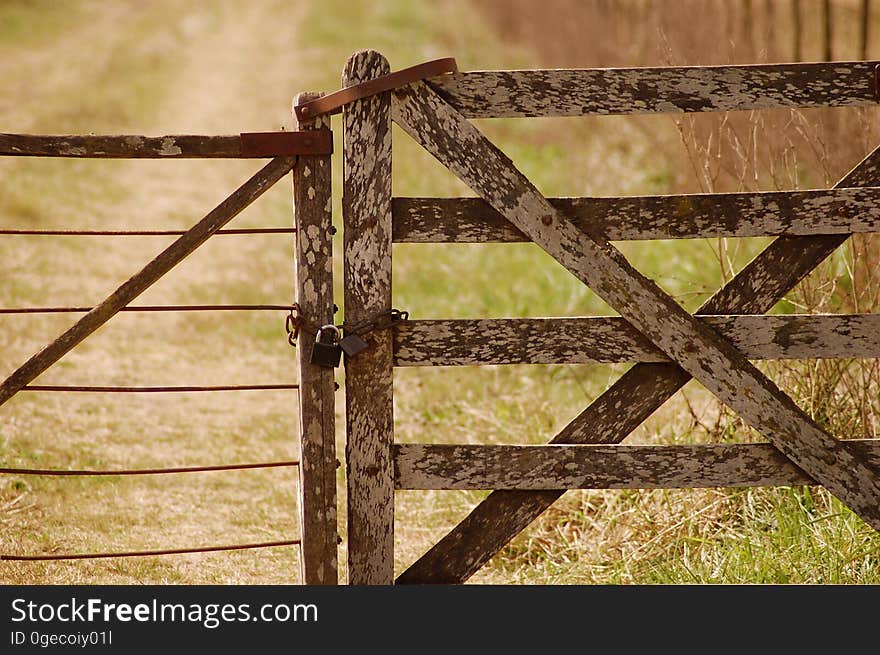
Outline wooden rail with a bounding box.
[0,132,332,158]
[393,314,880,367]
[392,188,880,242]
[430,61,880,118]
[394,442,880,490]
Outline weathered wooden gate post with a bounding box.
[342,50,395,584]
[294,91,338,585]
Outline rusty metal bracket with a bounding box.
[293,57,458,121]
[239,130,333,157]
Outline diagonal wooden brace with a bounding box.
[391,81,880,552]
[0,157,297,408]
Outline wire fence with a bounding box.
[0,183,305,568]
[0,304,294,314]
[0,228,296,236]
[1,541,302,561]
[22,384,299,393]
[0,129,342,579]
[0,461,299,476]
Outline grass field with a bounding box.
[1,0,879,585]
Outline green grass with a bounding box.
[296,0,880,585]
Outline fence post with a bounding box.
[294,91,338,585]
[342,50,395,584]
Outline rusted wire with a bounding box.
[22,384,299,392]
[0,228,295,236]
[0,304,293,314]
[1,540,301,561]
[0,460,299,476]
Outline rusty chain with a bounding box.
[286,304,408,348]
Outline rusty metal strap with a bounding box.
[294,57,458,121]
[239,130,333,156]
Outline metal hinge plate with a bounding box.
[239,130,333,157]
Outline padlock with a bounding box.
[339,332,369,358]
[310,325,342,368]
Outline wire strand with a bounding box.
[0,228,295,236]
[1,540,301,561]
[22,384,299,393]
[0,460,299,476]
[0,304,293,314]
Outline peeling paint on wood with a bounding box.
[343,50,395,585]
[0,133,245,158]
[294,92,337,585]
[394,442,880,490]
[391,82,880,584]
[397,140,880,588]
[429,61,880,118]
[397,148,880,584]
[393,188,880,243]
[394,314,880,366]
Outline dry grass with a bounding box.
[0,0,313,584]
[2,0,879,586]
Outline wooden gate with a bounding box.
[0,118,337,584]
[341,50,880,584]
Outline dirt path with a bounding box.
[0,0,318,585]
